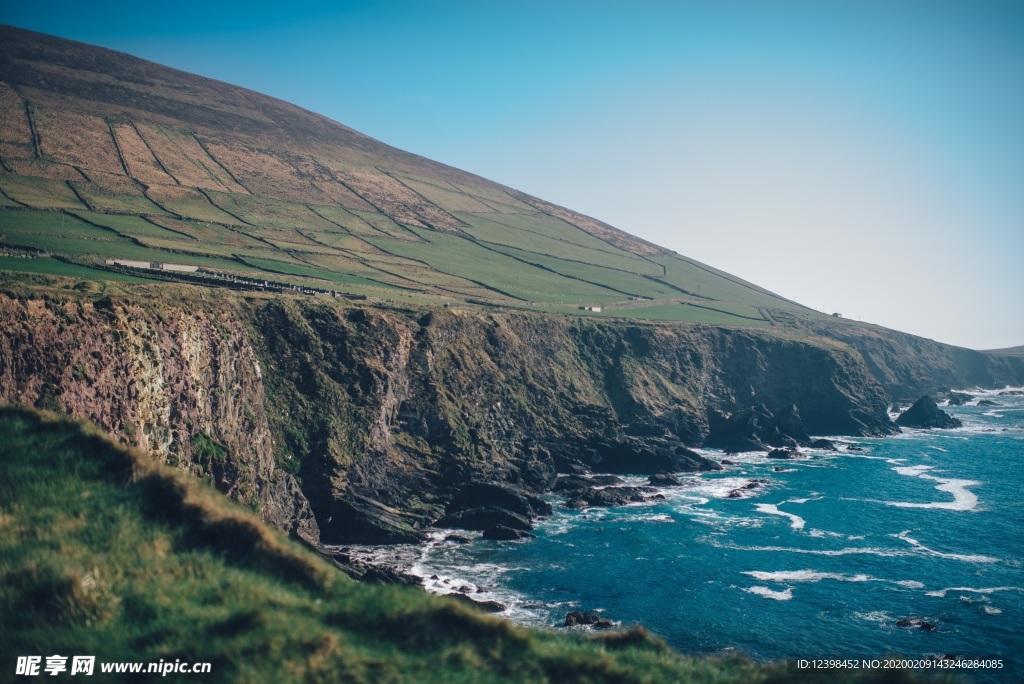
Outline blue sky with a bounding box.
[4,1,1022,348]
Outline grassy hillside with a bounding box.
[0,25,838,329]
[984,345,1024,359]
[0,405,946,683]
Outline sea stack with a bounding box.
[895,396,963,429]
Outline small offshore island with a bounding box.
[1,24,1022,683]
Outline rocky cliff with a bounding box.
[1,283,897,544]
[800,320,1024,400]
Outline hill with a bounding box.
[1,405,938,683]
[984,345,1024,359]
[0,24,820,327]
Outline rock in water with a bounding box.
[448,594,507,613]
[564,486,659,509]
[704,404,815,453]
[648,473,683,486]
[437,506,533,532]
[360,566,423,587]
[552,474,623,495]
[446,481,552,517]
[482,525,536,540]
[895,396,963,429]
[977,399,999,407]
[564,611,614,629]
[946,391,972,406]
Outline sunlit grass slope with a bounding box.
[0,25,820,327]
[0,406,947,683]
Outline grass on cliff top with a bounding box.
[0,406,952,683]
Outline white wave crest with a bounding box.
[754,503,806,530]
[744,586,793,600]
[743,569,924,589]
[886,465,981,511]
[893,531,998,563]
[924,586,1024,598]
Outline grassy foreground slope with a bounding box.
[0,405,942,684]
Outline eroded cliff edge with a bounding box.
[0,285,923,545]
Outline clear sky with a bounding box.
[4,1,1022,349]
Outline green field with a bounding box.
[0,140,826,323]
[0,256,155,282]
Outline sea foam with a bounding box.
[885,465,981,511]
[754,503,806,530]
[744,586,793,601]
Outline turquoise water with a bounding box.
[362,390,1023,680]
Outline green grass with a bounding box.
[241,257,396,289]
[458,212,657,274]
[599,302,765,325]
[0,174,87,211]
[0,257,154,282]
[70,183,169,216]
[365,229,626,305]
[1,209,120,242]
[154,191,247,226]
[207,193,340,233]
[69,211,194,241]
[1,406,951,684]
[984,345,1024,358]
[0,160,822,321]
[391,174,497,213]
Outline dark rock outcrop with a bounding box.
[482,525,536,541]
[726,479,768,499]
[262,472,320,545]
[809,438,837,450]
[360,566,423,587]
[648,473,683,487]
[565,486,661,509]
[564,611,614,629]
[977,399,999,407]
[766,448,795,459]
[552,474,623,495]
[446,482,552,518]
[321,494,431,544]
[895,396,963,429]
[436,506,533,532]
[896,619,937,631]
[946,391,972,406]
[448,594,507,613]
[704,404,817,453]
[575,438,720,475]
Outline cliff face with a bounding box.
[0,288,895,543]
[802,322,1024,400]
[0,290,318,543]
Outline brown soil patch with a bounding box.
[6,158,86,181]
[134,124,237,192]
[111,122,177,187]
[34,108,124,176]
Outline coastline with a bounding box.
[321,387,1023,673]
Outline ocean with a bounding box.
[344,389,1023,681]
